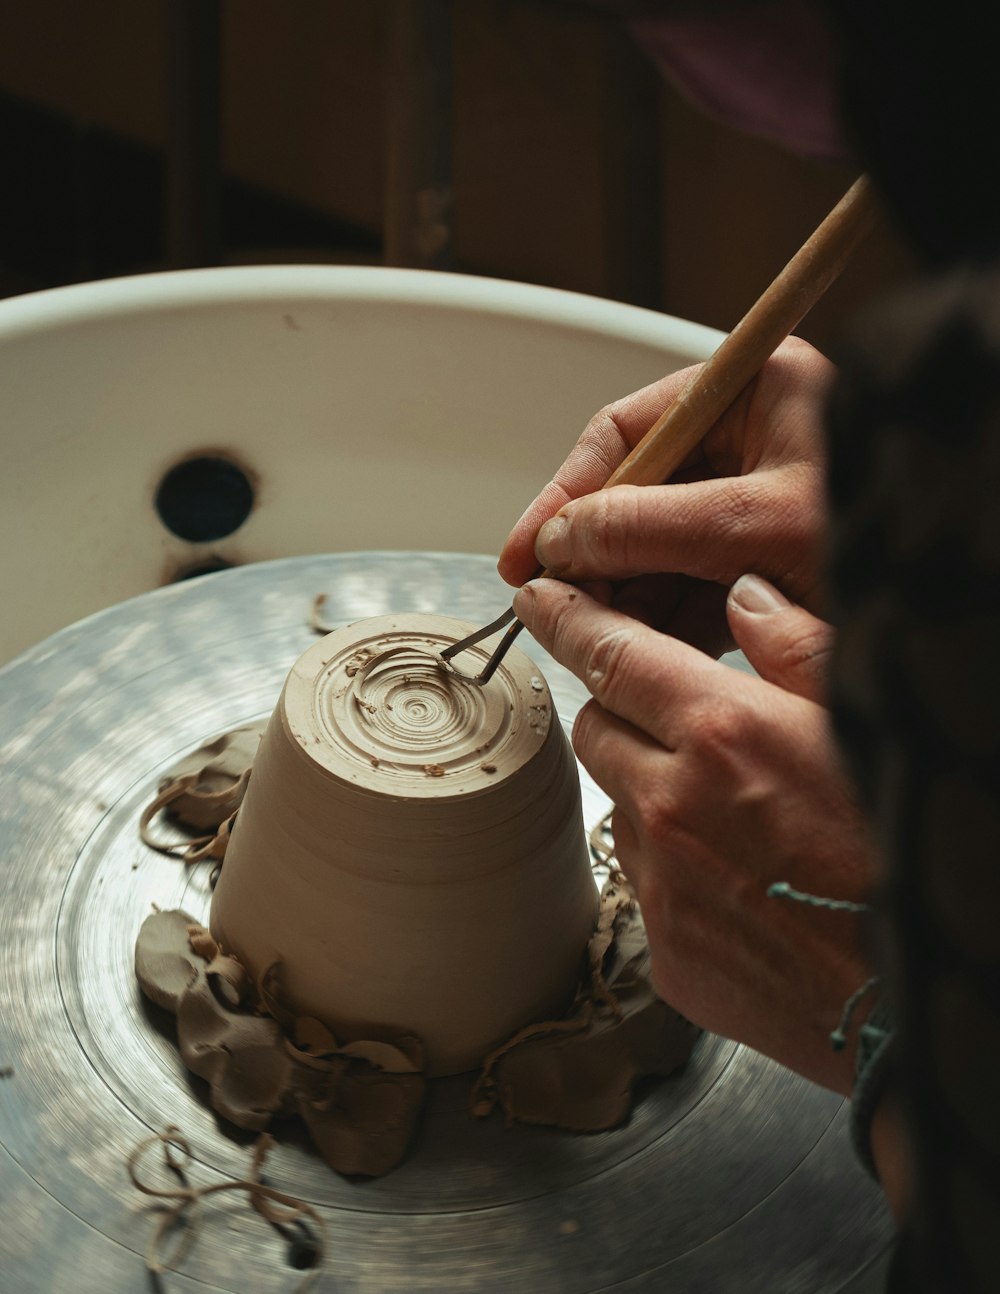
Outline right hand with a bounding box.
[511,571,878,1095]
[498,336,835,656]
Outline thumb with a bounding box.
[726,574,833,702]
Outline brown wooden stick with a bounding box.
[606,174,878,490]
[446,176,880,684]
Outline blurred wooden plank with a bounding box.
[658,79,915,350]
[451,3,609,297]
[221,0,385,233]
[384,0,454,269]
[598,21,662,309]
[165,0,222,267]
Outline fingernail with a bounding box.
[536,515,571,572]
[729,573,790,615]
[512,581,538,624]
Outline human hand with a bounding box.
[499,337,834,656]
[512,571,878,1095]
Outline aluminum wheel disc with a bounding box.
[0,553,892,1292]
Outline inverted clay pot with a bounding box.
[210,613,598,1076]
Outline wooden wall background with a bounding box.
[0,0,913,353]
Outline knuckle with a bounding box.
[782,624,830,670]
[584,626,635,701]
[575,487,646,573]
[682,695,743,762]
[577,406,629,476]
[775,334,814,361]
[776,626,830,689]
[768,335,830,387]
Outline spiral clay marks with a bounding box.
[313,631,536,790]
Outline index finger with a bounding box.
[497,364,701,586]
[512,576,724,746]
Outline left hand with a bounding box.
[499,338,833,657]
[513,573,879,1094]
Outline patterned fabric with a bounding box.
[827,265,1000,1291]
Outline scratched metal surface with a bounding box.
[0,553,893,1293]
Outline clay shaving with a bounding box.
[348,644,453,714]
[138,724,265,863]
[127,1125,326,1291]
[308,593,338,635]
[134,870,697,1177]
[134,910,426,1177]
[470,870,699,1131]
[588,808,616,866]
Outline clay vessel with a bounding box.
[210,613,598,1076]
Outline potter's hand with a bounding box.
[513,573,878,1095]
[499,337,833,656]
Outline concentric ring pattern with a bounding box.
[304,620,550,787]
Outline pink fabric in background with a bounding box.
[591,1,849,161]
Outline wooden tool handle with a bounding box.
[466,178,880,686]
[605,175,879,491]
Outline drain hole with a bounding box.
[155,455,254,542]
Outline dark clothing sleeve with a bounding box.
[827,265,1000,1292]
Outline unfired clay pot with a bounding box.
[210,613,598,1076]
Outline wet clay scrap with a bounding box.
[136,868,696,1175]
[139,723,265,862]
[135,909,424,1176]
[472,871,699,1130]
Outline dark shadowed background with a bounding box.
[0,0,914,351]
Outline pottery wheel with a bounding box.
[0,552,893,1293]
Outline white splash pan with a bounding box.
[0,266,721,663]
